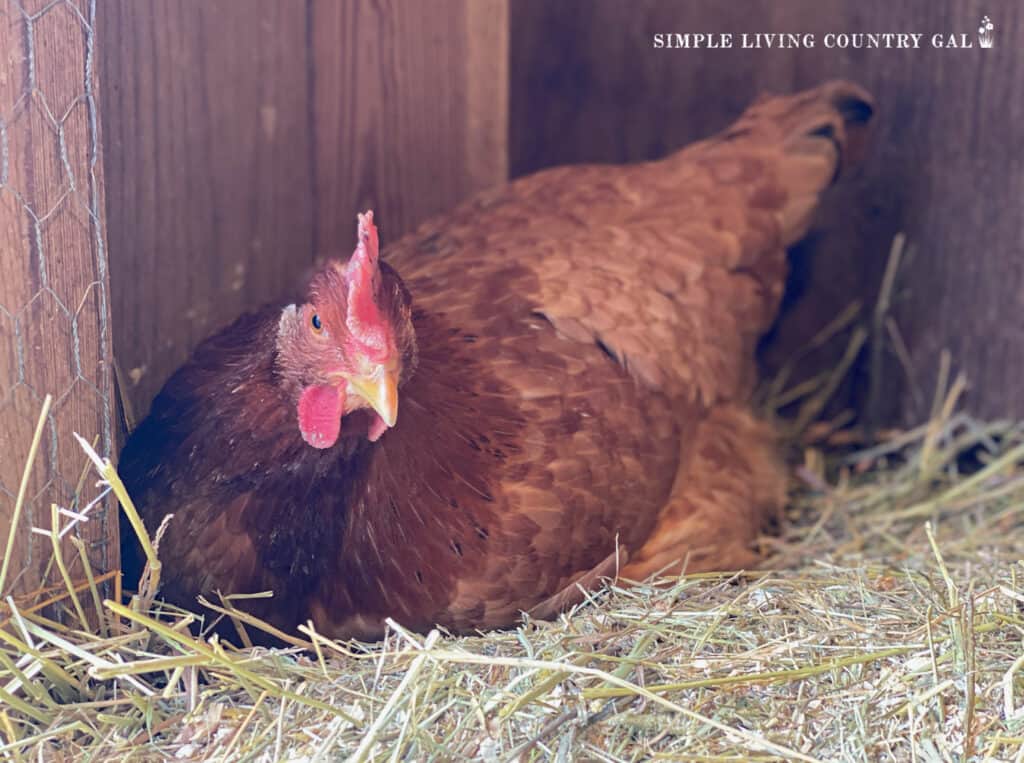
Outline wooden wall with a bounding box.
[511,0,1024,424]
[99,0,508,421]
[0,0,116,597]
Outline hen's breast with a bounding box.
[309,264,683,636]
[309,146,795,636]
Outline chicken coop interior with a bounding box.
[0,0,1022,758]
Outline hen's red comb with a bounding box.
[344,211,390,360]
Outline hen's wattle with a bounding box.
[119,81,873,641]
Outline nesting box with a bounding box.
[2,0,1020,603]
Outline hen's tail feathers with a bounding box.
[718,80,875,245]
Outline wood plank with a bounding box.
[99,0,315,423]
[0,0,117,599]
[101,0,508,425]
[309,0,508,257]
[511,0,1024,423]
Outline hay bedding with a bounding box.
[3,276,1024,761]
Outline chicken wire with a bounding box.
[0,0,113,594]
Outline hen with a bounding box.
[120,81,873,641]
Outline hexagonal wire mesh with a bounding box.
[0,0,114,600]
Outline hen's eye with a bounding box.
[311,313,323,333]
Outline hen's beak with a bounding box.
[348,369,399,428]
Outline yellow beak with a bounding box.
[348,370,399,428]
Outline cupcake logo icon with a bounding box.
[978,16,995,48]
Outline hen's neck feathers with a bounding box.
[158,306,378,478]
[123,299,525,607]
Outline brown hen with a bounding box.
[119,81,873,641]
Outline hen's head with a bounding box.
[275,211,416,449]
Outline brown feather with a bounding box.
[119,81,873,641]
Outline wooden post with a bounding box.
[0,0,117,598]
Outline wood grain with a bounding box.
[99,0,316,424]
[100,0,508,421]
[0,0,117,598]
[511,0,1024,423]
[308,0,507,259]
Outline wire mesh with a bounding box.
[0,0,113,596]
